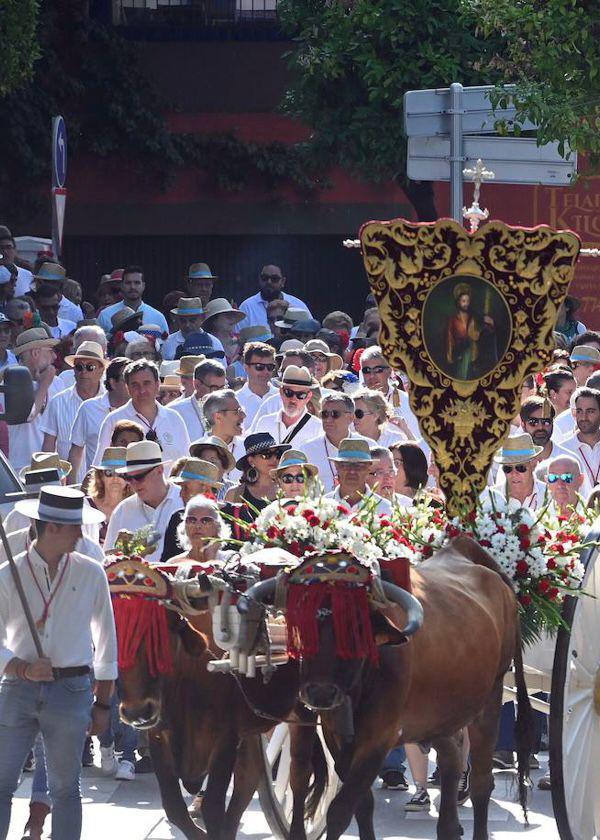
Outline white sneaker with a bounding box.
[115,759,136,781]
[100,745,118,776]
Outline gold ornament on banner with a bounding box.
[359,218,580,516]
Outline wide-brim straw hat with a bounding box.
[14,328,59,357]
[235,433,291,472]
[570,345,600,365]
[20,452,72,480]
[493,433,543,465]
[171,458,223,488]
[160,374,182,391]
[328,437,373,464]
[159,360,181,378]
[272,364,318,390]
[202,298,244,327]
[188,262,218,280]
[304,339,343,371]
[189,435,236,473]
[6,468,62,499]
[111,307,143,333]
[116,440,171,475]
[64,340,109,369]
[15,486,105,525]
[176,355,207,376]
[96,447,127,471]
[238,325,273,345]
[270,449,319,479]
[33,262,67,283]
[171,297,204,316]
[275,339,305,360]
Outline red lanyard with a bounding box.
[578,446,600,485]
[26,550,69,630]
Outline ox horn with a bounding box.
[237,577,277,614]
[380,581,424,637]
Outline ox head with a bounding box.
[239,552,423,712]
[106,559,208,729]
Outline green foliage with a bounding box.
[0,0,40,95]
[469,0,600,164]
[277,0,504,208]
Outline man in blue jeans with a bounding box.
[0,487,117,840]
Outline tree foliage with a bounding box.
[0,0,40,95]
[468,0,600,164]
[277,0,504,219]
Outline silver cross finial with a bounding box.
[462,158,495,233]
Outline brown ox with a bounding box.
[244,535,535,840]
[117,551,327,840]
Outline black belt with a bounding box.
[52,666,91,680]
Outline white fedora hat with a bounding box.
[116,440,170,475]
[15,486,105,525]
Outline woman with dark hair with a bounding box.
[556,296,586,343]
[390,441,428,499]
[224,433,290,515]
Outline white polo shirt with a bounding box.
[252,410,321,447]
[238,292,312,330]
[40,383,105,481]
[169,395,206,442]
[301,432,366,493]
[236,381,278,427]
[104,483,182,562]
[93,400,191,466]
[553,409,576,441]
[58,296,83,323]
[70,392,113,474]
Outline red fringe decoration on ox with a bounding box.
[286,583,379,665]
[112,597,174,677]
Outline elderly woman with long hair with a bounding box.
[168,495,231,566]
[87,447,131,543]
[352,388,406,448]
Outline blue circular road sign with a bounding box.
[52,116,67,188]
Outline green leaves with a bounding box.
[0,0,40,95]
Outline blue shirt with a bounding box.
[97,301,169,335]
[238,292,312,329]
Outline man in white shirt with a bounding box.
[359,345,419,440]
[30,262,83,324]
[544,455,586,514]
[97,265,168,335]
[40,342,107,481]
[161,297,224,360]
[560,387,600,498]
[34,284,76,339]
[93,360,190,466]
[325,437,391,515]
[544,368,577,441]
[569,344,600,387]
[68,357,130,481]
[170,358,226,442]
[0,486,115,840]
[367,445,414,508]
[302,393,359,493]
[0,228,33,298]
[201,389,246,477]
[105,440,182,561]
[249,349,316,429]
[236,341,278,426]
[252,365,321,446]
[482,433,547,511]
[8,328,63,471]
[238,264,312,330]
[519,396,573,465]
[54,325,109,392]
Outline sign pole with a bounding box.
[51,116,67,260]
[449,82,464,222]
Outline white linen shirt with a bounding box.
[97,301,168,335]
[59,296,83,323]
[238,292,312,330]
[14,266,33,297]
[301,432,367,494]
[0,547,117,679]
[252,410,321,447]
[0,528,105,566]
[70,392,113,475]
[553,409,576,442]
[481,479,548,512]
[104,483,182,562]
[169,395,206,442]
[93,400,191,466]
[325,486,392,516]
[48,318,76,339]
[161,330,225,361]
[40,384,105,482]
[236,381,278,428]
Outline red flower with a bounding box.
[517,523,530,536]
[380,518,391,528]
[519,594,532,606]
[467,509,477,522]
[302,509,315,521]
[308,515,321,528]
[516,560,529,575]
[520,538,531,550]
[287,505,297,516]
[538,579,550,594]
[549,587,560,601]
[479,538,491,548]
[266,526,280,540]
[289,540,301,556]
[422,545,433,558]
[547,558,556,570]
[337,505,350,515]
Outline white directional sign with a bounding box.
[407,136,577,186]
[404,85,536,138]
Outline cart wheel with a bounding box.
[258,722,340,840]
[550,529,600,840]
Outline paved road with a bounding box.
[7,748,559,839]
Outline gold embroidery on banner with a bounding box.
[359,218,580,515]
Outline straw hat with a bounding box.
[235,433,291,472]
[171,297,204,316]
[272,364,318,390]
[20,451,71,480]
[33,262,67,283]
[188,262,218,280]
[270,449,319,479]
[304,339,343,371]
[493,433,543,465]
[96,447,127,471]
[202,298,244,327]
[116,440,170,475]
[176,355,207,376]
[160,374,182,391]
[171,458,223,488]
[159,360,180,378]
[328,438,373,464]
[111,307,143,333]
[14,328,58,357]
[238,325,273,345]
[64,340,108,369]
[188,434,236,472]
[570,345,600,365]
[276,339,305,359]
[15,486,105,525]
[7,468,62,499]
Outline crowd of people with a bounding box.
[0,227,598,839]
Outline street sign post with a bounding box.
[51,116,67,258]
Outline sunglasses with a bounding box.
[354,408,374,419]
[283,387,309,400]
[548,472,574,484]
[248,362,276,372]
[321,409,345,419]
[74,362,99,373]
[258,451,280,460]
[362,365,389,375]
[527,417,552,427]
[280,472,306,484]
[503,464,528,474]
[124,466,156,483]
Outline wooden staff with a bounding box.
[0,514,43,657]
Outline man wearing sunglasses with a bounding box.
[302,393,360,492]
[544,456,585,515]
[560,386,600,498]
[359,345,420,440]
[519,396,572,465]
[40,342,107,483]
[252,365,321,446]
[237,341,278,425]
[483,433,547,511]
[104,440,182,562]
[238,264,312,330]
